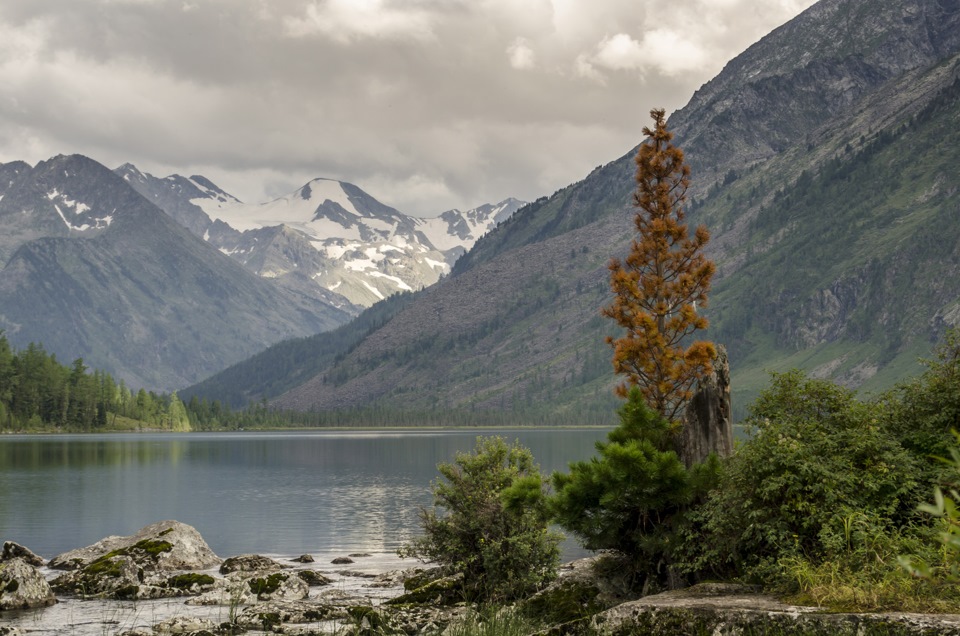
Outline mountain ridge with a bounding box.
[117,165,525,307]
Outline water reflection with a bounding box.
[0,429,608,560]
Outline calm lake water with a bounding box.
[0,428,609,562]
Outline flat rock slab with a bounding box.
[589,584,960,636]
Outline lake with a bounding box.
[0,428,609,562]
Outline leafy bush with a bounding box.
[688,371,920,581]
[550,388,719,590]
[400,436,561,603]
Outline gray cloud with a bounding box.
[0,0,816,215]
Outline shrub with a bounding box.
[400,436,561,603]
[690,371,919,581]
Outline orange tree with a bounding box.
[604,108,716,422]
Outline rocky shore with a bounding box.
[4,521,960,635]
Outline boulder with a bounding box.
[0,558,56,610]
[292,554,315,563]
[50,554,143,600]
[331,556,354,565]
[1,542,44,567]
[219,554,286,574]
[48,520,221,572]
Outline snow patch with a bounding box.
[369,271,412,291]
[362,280,385,300]
[424,257,448,270]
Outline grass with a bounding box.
[444,607,544,636]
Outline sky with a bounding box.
[0,0,817,217]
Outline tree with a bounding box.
[400,436,561,602]
[604,108,715,421]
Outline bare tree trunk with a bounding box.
[675,345,732,467]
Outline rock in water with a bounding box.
[219,554,286,574]
[48,520,221,571]
[0,558,56,610]
[1,542,44,568]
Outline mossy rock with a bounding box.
[387,573,463,606]
[521,578,607,627]
[248,572,288,597]
[167,573,216,591]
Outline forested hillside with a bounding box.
[0,333,190,431]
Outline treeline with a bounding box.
[0,333,190,432]
[0,333,611,433]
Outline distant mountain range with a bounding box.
[184,0,960,421]
[115,165,523,307]
[0,154,522,391]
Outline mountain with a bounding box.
[0,155,351,391]
[187,0,960,419]
[115,164,524,307]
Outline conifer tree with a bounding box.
[604,108,716,421]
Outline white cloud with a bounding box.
[507,38,535,70]
[283,0,436,43]
[0,0,818,215]
[593,33,644,71]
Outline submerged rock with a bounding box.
[48,520,221,572]
[0,557,56,610]
[1,542,44,568]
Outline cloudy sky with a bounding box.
[0,0,816,216]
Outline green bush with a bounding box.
[399,436,561,603]
[689,371,920,581]
[550,388,719,590]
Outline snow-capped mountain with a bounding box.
[116,164,524,307]
[0,155,352,391]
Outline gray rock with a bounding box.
[48,520,221,572]
[293,553,315,563]
[152,615,219,634]
[235,599,347,628]
[0,627,24,636]
[331,556,354,565]
[297,570,333,586]
[0,557,56,610]
[220,553,286,574]
[1,541,44,567]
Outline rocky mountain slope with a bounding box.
[0,155,351,391]
[116,165,523,308]
[192,0,960,419]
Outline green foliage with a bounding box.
[689,371,919,580]
[900,429,960,584]
[399,436,561,603]
[550,388,719,588]
[884,330,960,463]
